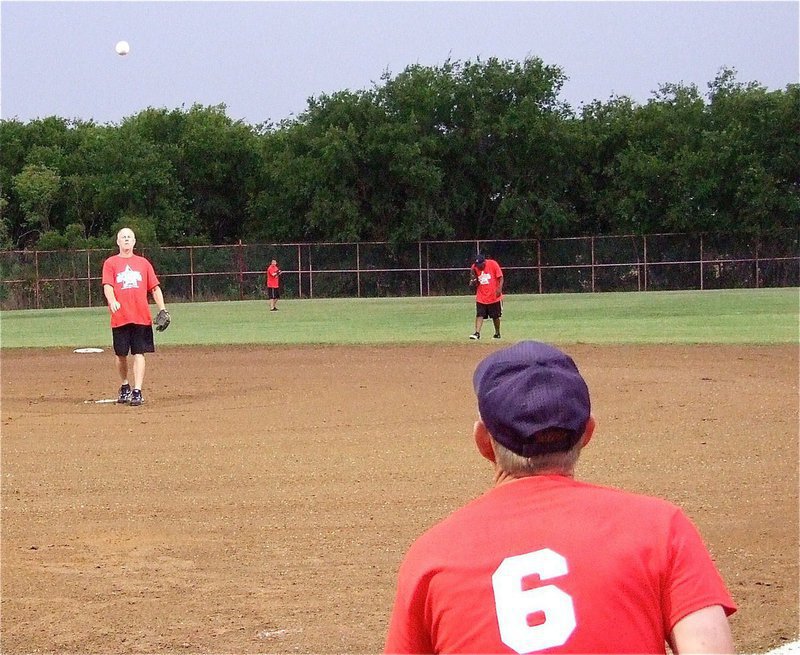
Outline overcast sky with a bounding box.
[2,1,798,126]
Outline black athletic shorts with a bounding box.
[476,300,502,320]
[267,287,280,300]
[112,323,155,356]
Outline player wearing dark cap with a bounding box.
[468,253,503,340]
[385,341,736,654]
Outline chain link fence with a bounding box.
[1,231,797,310]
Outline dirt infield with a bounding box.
[2,344,798,654]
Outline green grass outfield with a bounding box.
[1,288,797,349]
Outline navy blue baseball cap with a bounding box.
[474,254,486,268]
[472,341,591,456]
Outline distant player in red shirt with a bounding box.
[265,259,281,311]
[469,253,503,340]
[385,341,736,655]
[102,227,168,406]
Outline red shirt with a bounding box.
[385,476,735,654]
[472,259,503,304]
[102,254,160,328]
[266,264,281,289]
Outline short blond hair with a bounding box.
[492,429,583,476]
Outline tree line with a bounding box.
[1,58,797,251]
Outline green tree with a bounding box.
[379,57,574,239]
[1,64,796,248]
[254,57,576,243]
[705,70,800,233]
[61,122,190,244]
[1,118,81,244]
[0,198,12,249]
[248,91,391,242]
[177,104,261,243]
[12,163,61,234]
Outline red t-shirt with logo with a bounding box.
[102,254,160,328]
[385,475,735,654]
[266,263,281,289]
[472,259,503,304]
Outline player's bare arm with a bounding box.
[103,283,121,313]
[150,285,166,312]
[668,605,735,654]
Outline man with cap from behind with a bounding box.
[384,341,736,654]
[468,253,503,340]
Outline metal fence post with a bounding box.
[189,246,195,302]
[418,241,423,297]
[537,240,542,294]
[297,244,302,298]
[643,235,648,292]
[236,240,244,300]
[699,234,704,291]
[34,250,41,309]
[356,242,361,298]
[87,250,92,306]
[633,235,641,292]
[755,239,761,288]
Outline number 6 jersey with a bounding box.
[384,475,735,654]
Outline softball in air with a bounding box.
[115,41,130,56]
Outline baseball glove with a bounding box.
[154,309,171,332]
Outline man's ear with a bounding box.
[474,420,496,462]
[579,415,597,449]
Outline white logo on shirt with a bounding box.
[116,265,142,289]
[478,271,492,285]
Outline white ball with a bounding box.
[115,41,130,56]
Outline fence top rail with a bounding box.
[4,253,797,286]
[2,229,798,256]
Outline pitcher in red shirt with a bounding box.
[385,341,736,655]
[469,253,503,340]
[265,259,281,311]
[101,227,168,406]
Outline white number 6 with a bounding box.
[492,548,576,653]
